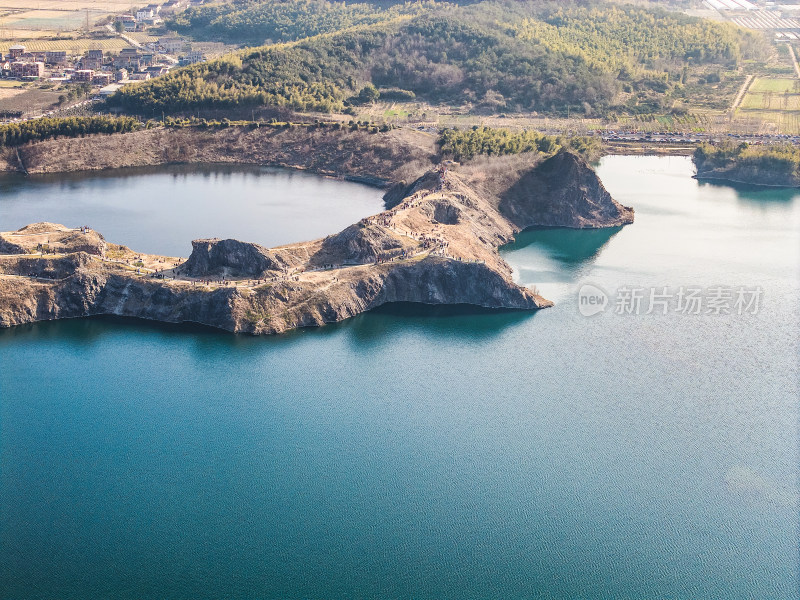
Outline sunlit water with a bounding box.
[0,157,797,600]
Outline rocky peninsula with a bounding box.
[0,150,633,334]
[693,142,800,187]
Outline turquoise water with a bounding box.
[0,156,798,599]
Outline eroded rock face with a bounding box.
[498,151,634,229]
[312,223,416,266]
[0,223,107,257]
[182,238,304,278]
[0,152,633,334]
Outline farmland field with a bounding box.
[740,92,800,110]
[732,108,800,134]
[0,1,138,11]
[1,10,87,30]
[0,37,133,52]
[733,75,800,133]
[0,85,63,115]
[124,32,159,44]
[749,77,800,94]
[0,1,140,36]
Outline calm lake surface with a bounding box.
[1,156,798,600]
[0,164,385,256]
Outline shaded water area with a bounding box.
[0,157,798,599]
[0,164,385,256]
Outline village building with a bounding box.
[83,49,104,70]
[184,50,207,64]
[71,69,95,83]
[8,44,25,59]
[161,0,187,14]
[136,7,154,21]
[93,72,113,86]
[115,48,141,70]
[159,37,185,54]
[10,61,44,79]
[45,51,67,65]
[115,15,137,31]
[146,65,169,77]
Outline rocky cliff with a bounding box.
[498,152,634,228]
[693,162,800,187]
[0,151,633,334]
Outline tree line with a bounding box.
[694,141,800,176]
[0,116,140,148]
[439,126,602,161]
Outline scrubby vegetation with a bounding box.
[694,141,800,181]
[159,115,394,133]
[0,116,140,148]
[166,0,429,45]
[110,0,767,117]
[439,126,601,161]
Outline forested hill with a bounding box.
[111,0,767,117]
[165,0,431,46]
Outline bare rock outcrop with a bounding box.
[311,223,417,267]
[497,151,634,229]
[182,238,305,278]
[0,223,107,257]
[0,151,633,334]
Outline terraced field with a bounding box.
[0,1,139,36]
[0,37,132,52]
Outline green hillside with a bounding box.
[111,0,767,117]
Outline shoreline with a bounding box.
[0,152,634,335]
[692,173,800,189]
[0,160,395,191]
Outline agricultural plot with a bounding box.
[731,76,800,132]
[0,1,138,11]
[0,1,139,37]
[1,10,87,31]
[0,37,130,52]
[732,109,800,134]
[740,91,800,110]
[749,77,800,93]
[0,85,63,115]
[124,32,159,44]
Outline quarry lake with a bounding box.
[1,156,798,599]
[0,164,385,257]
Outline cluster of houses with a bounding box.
[0,41,206,96]
[0,0,210,102]
[114,0,203,32]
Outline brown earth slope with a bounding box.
[0,126,438,184]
